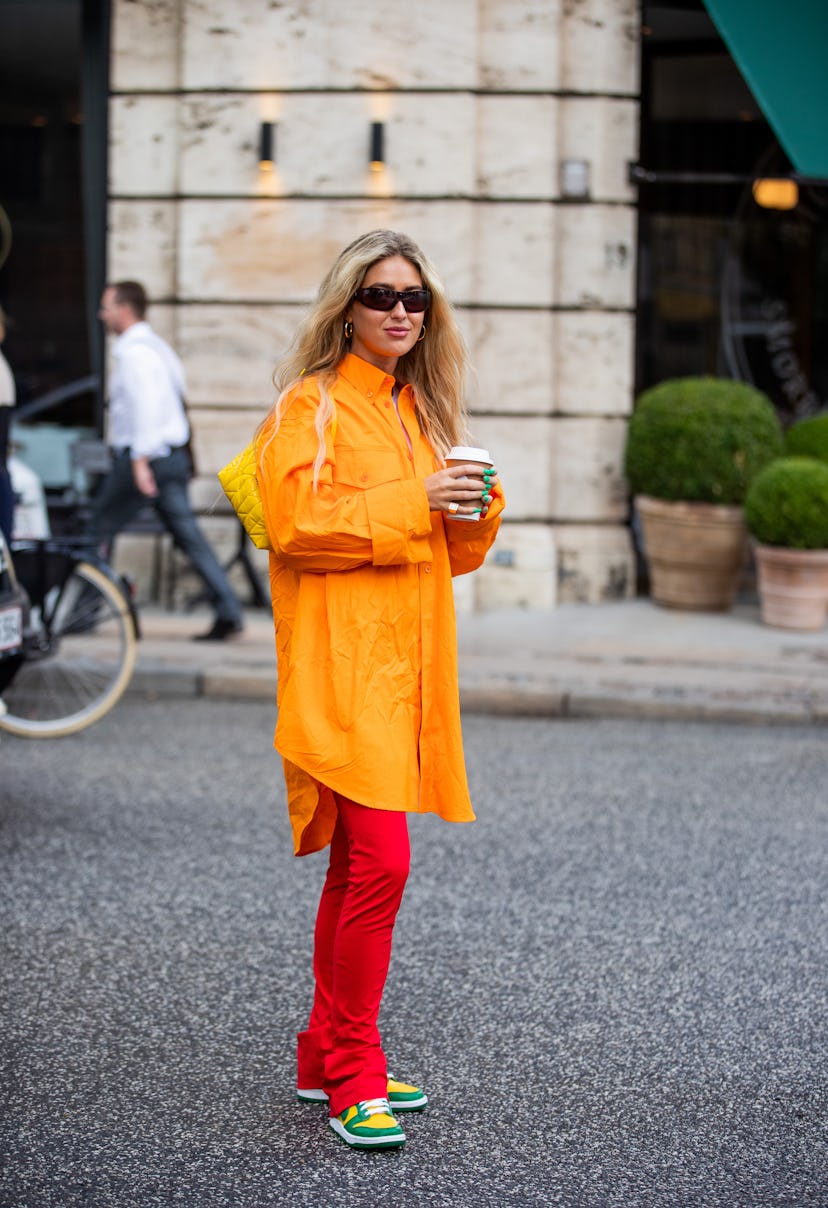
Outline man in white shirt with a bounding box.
[93,281,243,641]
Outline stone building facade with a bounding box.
[107,0,640,610]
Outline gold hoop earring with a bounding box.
[344,320,353,339]
[417,324,426,342]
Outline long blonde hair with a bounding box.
[265,230,470,481]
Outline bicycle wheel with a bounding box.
[0,560,137,738]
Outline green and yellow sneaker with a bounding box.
[298,1073,428,1112]
[329,1097,406,1149]
[385,1075,428,1112]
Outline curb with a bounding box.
[127,661,828,725]
[459,683,828,725]
[124,601,828,727]
[128,665,275,701]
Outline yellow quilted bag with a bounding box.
[217,440,271,551]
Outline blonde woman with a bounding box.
[257,230,504,1150]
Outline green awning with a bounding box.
[704,0,828,180]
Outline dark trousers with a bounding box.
[0,467,13,545]
[91,448,242,623]
[0,408,13,544]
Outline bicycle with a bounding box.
[0,533,139,738]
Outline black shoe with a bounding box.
[192,618,244,642]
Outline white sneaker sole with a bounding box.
[298,1086,427,1112]
[329,1115,406,1149]
[296,1087,328,1103]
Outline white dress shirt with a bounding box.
[107,321,189,460]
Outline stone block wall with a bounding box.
[107,0,640,608]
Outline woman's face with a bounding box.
[346,255,427,373]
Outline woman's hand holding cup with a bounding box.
[424,446,497,521]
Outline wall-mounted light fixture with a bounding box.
[752,178,798,211]
[560,158,591,200]
[369,121,385,172]
[259,121,276,170]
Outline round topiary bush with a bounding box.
[785,413,828,464]
[744,457,828,549]
[625,377,784,504]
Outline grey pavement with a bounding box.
[2,701,826,1206]
[131,596,828,725]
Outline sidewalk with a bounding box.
[130,597,828,725]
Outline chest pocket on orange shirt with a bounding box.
[332,447,405,491]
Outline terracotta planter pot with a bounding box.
[753,544,828,631]
[636,495,748,611]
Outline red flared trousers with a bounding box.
[296,794,410,1117]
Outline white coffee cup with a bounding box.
[445,446,495,521]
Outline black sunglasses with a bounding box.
[352,286,431,313]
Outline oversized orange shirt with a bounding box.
[256,353,504,856]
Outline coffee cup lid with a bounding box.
[446,446,492,463]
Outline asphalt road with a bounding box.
[2,701,826,1207]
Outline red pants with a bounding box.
[297,794,410,1117]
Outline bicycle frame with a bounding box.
[0,537,140,737]
[10,538,141,641]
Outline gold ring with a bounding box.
[448,501,459,514]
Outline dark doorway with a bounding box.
[0,0,108,428]
[636,0,828,423]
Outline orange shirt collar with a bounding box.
[338,352,410,402]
